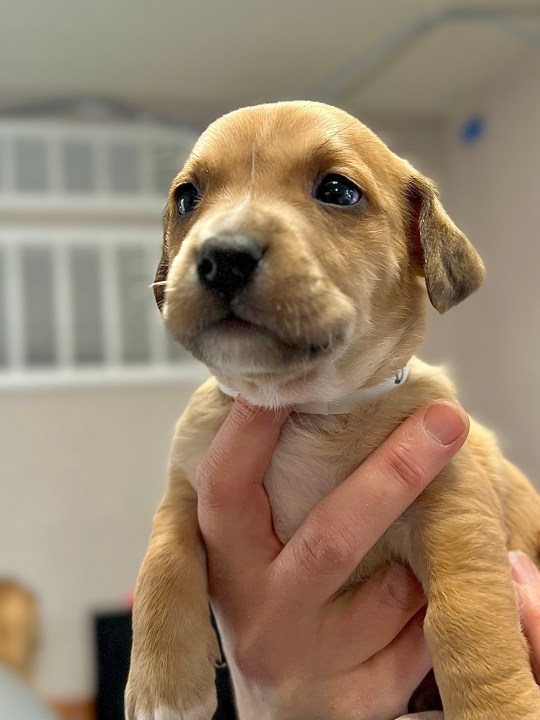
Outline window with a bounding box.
[0,119,206,387]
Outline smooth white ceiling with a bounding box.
[1,0,539,123]
[346,16,540,115]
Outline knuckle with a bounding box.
[524,593,540,625]
[196,454,229,512]
[384,445,426,493]
[378,565,424,613]
[232,638,256,674]
[293,514,354,576]
[233,635,275,682]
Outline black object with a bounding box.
[95,612,133,720]
[94,610,237,720]
[211,613,238,720]
[408,669,443,713]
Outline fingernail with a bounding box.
[509,550,540,585]
[423,403,468,446]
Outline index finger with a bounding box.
[198,397,290,569]
[274,401,469,605]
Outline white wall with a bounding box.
[358,114,448,187]
[420,51,540,482]
[0,379,202,699]
[349,94,539,481]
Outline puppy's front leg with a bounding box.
[125,473,220,720]
[412,464,540,720]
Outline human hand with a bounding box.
[197,399,469,720]
[510,550,540,682]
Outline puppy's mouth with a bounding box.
[214,312,261,335]
[211,309,333,353]
[185,307,338,372]
[207,311,281,346]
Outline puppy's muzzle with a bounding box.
[197,235,264,303]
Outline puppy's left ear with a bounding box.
[406,175,485,314]
[153,206,171,312]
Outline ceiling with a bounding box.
[1,0,540,125]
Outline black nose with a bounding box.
[196,235,264,300]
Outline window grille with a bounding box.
[0,120,207,388]
[0,120,196,210]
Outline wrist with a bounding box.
[228,661,382,720]
[229,663,322,720]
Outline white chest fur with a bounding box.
[260,409,418,582]
[178,359,448,574]
[263,414,363,543]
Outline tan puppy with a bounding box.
[125,101,540,720]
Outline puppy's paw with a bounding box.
[125,697,215,720]
[125,631,221,720]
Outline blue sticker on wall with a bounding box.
[460,116,485,144]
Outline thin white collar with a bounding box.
[217,364,410,415]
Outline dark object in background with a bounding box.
[408,669,443,714]
[94,611,237,720]
[211,613,237,720]
[95,612,132,720]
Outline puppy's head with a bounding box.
[156,102,484,406]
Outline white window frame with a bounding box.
[0,119,196,214]
[0,119,207,389]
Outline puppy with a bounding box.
[125,101,540,720]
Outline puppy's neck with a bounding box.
[217,364,410,415]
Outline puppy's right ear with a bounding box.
[153,206,171,312]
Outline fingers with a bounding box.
[276,402,469,605]
[374,610,433,716]
[197,398,290,573]
[363,611,432,718]
[334,564,427,661]
[509,550,540,680]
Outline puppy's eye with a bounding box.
[315,174,362,206]
[176,183,200,216]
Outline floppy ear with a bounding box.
[406,175,485,314]
[153,206,171,312]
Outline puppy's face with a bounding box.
[157,102,484,405]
